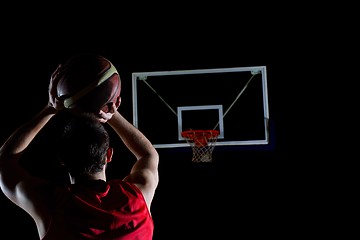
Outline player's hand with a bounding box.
[97,102,118,123]
[48,64,64,111]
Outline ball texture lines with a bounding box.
[57,54,121,113]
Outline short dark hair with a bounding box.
[57,113,110,177]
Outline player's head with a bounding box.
[57,113,112,177]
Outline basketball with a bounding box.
[56,54,121,113]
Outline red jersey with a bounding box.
[42,179,154,240]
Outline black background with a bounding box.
[0,7,347,239]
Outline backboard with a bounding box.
[132,66,269,149]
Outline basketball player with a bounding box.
[0,62,159,239]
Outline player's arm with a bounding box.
[107,109,159,207]
[0,64,62,206]
[0,106,57,201]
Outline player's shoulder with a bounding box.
[108,179,143,196]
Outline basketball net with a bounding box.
[181,130,219,163]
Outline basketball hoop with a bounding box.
[181,130,219,163]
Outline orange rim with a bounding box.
[181,130,219,146]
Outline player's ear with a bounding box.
[106,148,113,163]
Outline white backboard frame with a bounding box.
[132,66,270,148]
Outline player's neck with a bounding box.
[70,171,106,184]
